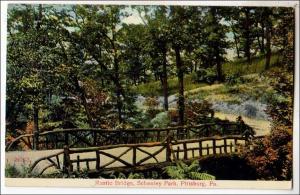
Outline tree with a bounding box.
[202,7,228,81]
[142,5,171,111]
[7,4,62,135]
[169,6,188,128]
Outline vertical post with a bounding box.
[192,149,195,158]
[176,146,180,159]
[86,161,90,170]
[63,145,71,176]
[183,142,188,160]
[96,150,100,171]
[56,155,61,169]
[224,139,228,153]
[234,138,238,152]
[65,132,69,146]
[230,142,233,153]
[33,104,39,150]
[166,133,171,162]
[33,131,39,150]
[46,136,48,150]
[93,131,97,146]
[144,131,147,143]
[206,126,209,137]
[133,146,137,166]
[212,139,216,155]
[199,141,203,156]
[206,144,209,155]
[55,134,58,149]
[77,155,80,172]
[157,131,161,142]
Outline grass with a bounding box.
[133,53,281,98]
[223,52,282,76]
[132,73,208,97]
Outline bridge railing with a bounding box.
[29,135,264,176]
[6,122,251,151]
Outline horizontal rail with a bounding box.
[6,121,253,151]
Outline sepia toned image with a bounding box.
[1,1,298,193]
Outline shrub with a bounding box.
[150,112,170,128]
[194,68,217,84]
[245,125,292,180]
[5,163,37,178]
[225,73,244,86]
[164,160,215,180]
[185,100,214,125]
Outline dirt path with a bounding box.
[214,112,271,136]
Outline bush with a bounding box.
[150,112,170,128]
[245,125,292,180]
[185,100,214,125]
[225,73,244,86]
[5,163,37,178]
[194,68,217,84]
[164,160,215,180]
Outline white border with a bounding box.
[1,1,299,194]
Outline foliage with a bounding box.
[245,125,292,180]
[5,163,38,178]
[265,68,293,126]
[225,73,244,86]
[164,160,215,180]
[150,111,170,128]
[194,68,217,84]
[185,100,214,125]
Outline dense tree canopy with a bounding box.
[6,4,295,134]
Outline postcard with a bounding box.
[1,0,299,194]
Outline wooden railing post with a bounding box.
[157,131,161,142]
[183,142,188,160]
[63,145,71,176]
[93,131,97,146]
[166,132,171,162]
[133,146,137,166]
[206,144,209,155]
[212,139,216,155]
[33,131,39,150]
[234,138,238,152]
[65,132,69,146]
[96,150,100,171]
[77,155,80,172]
[199,141,203,156]
[224,139,228,153]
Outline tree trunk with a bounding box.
[33,103,39,150]
[162,45,169,111]
[261,22,265,53]
[216,46,223,82]
[174,46,185,127]
[244,8,251,63]
[114,56,123,124]
[265,17,272,70]
[73,76,94,128]
[33,104,39,134]
[233,30,240,58]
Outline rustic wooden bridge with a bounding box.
[27,134,263,176]
[6,121,254,151]
[5,121,261,176]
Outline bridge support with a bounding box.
[63,145,72,176]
